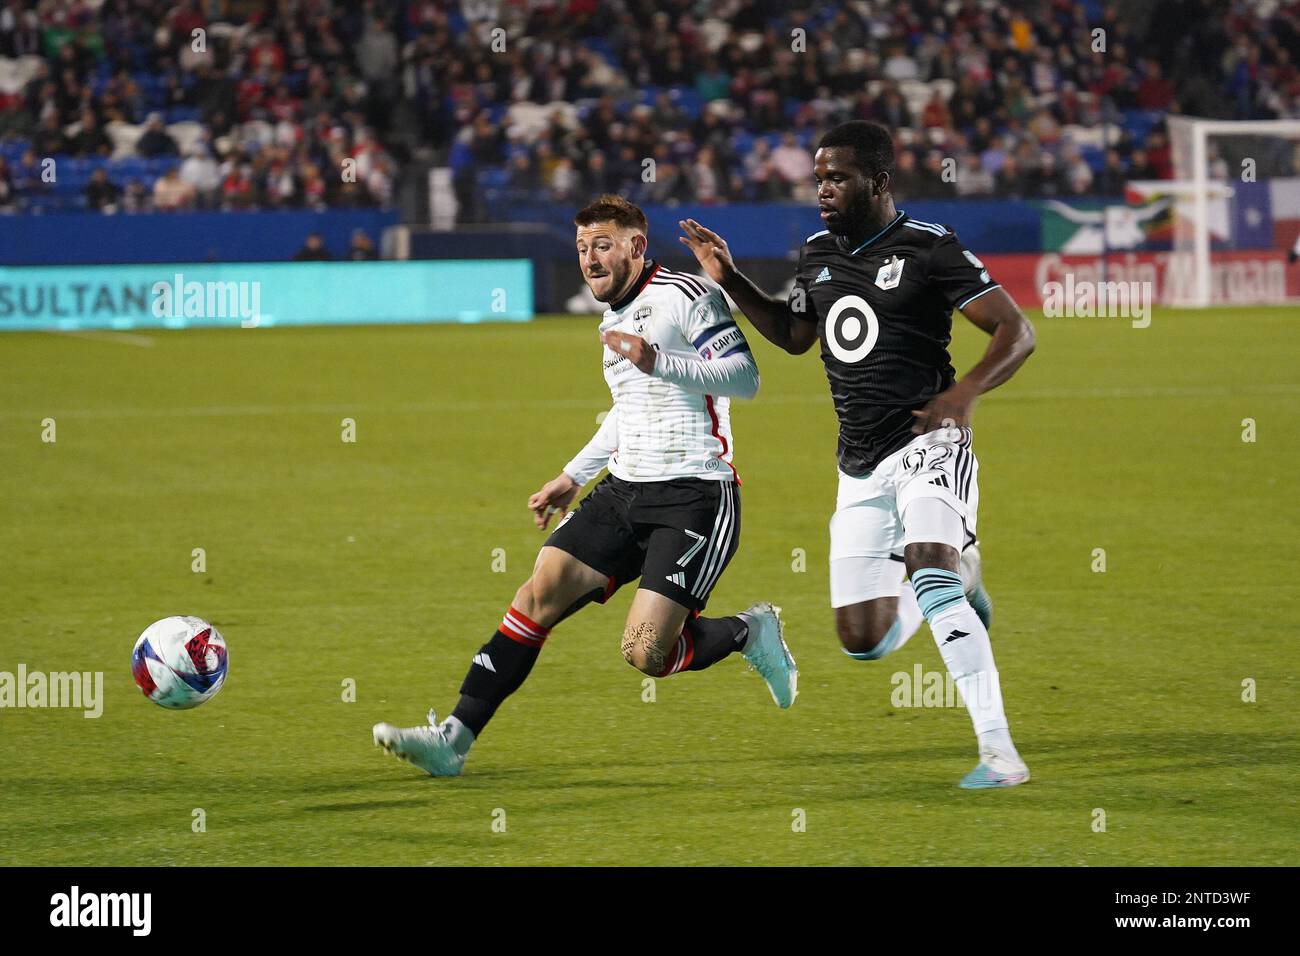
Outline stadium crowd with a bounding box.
[0,0,1297,216]
[0,0,401,212]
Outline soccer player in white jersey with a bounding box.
[373,195,797,777]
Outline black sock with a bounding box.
[451,609,548,737]
[684,615,749,671]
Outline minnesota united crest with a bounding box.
[875,255,905,290]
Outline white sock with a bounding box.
[912,568,1010,745]
[932,606,1009,737]
[894,580,924,652]
[978,726,1016,756]
[441,715,475,756]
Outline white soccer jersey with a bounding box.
[562,261,759,484]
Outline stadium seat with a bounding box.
[1121,109,1166,142]
[582,37,615,60]
[165,107,202,125]
[929,78,956,103]
[1079,145,1106,172]
[168,121,207,156]
[0,54,44,96]
[106,120,143,160]
[899,80,932,121]
[242,120,275,147]
[668,87,703,119]
[478,168,510,190]
[114,158,148,177]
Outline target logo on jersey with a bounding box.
[825,294,880,364]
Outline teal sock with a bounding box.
[842,618,904,660]
[911,567,967,618]
[841,582,924,661]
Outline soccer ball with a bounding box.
[131,616,228,710]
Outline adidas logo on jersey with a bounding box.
[666,571,686,588]
[815,267,832,283]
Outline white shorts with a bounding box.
[828,426,980,607]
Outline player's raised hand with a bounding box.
[678,218,736,285]
[911,382,977,436]
[529,472,579,529]
[600,329,656,373]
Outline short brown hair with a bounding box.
[573,194,648,234]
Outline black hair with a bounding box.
[817,121,895,178]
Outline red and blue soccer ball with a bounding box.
[131,616,228,710]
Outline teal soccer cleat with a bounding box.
[738,603,798,708]
[959,747,1030,789]
[372,710,467,777]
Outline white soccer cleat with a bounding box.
[959,746,1030,789]
[372,709,466,777]
[738,603,798,708]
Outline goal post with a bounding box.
[1164,116,1300,307]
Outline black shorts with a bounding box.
[545,475,741,612]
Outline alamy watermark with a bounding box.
[151,272,262,328]
[0,665,103,718]
[1042,275,1152,328]
[890,664,996,709]
[50,886,151,936]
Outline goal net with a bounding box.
[1151,117,1300,306]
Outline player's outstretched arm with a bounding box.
[679,219,818,355]
[911,288,1036,435]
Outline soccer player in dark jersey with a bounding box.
[680,121,1037,788]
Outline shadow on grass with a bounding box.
[5,730,1291,840]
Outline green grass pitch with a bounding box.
[0,306,1295,866]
